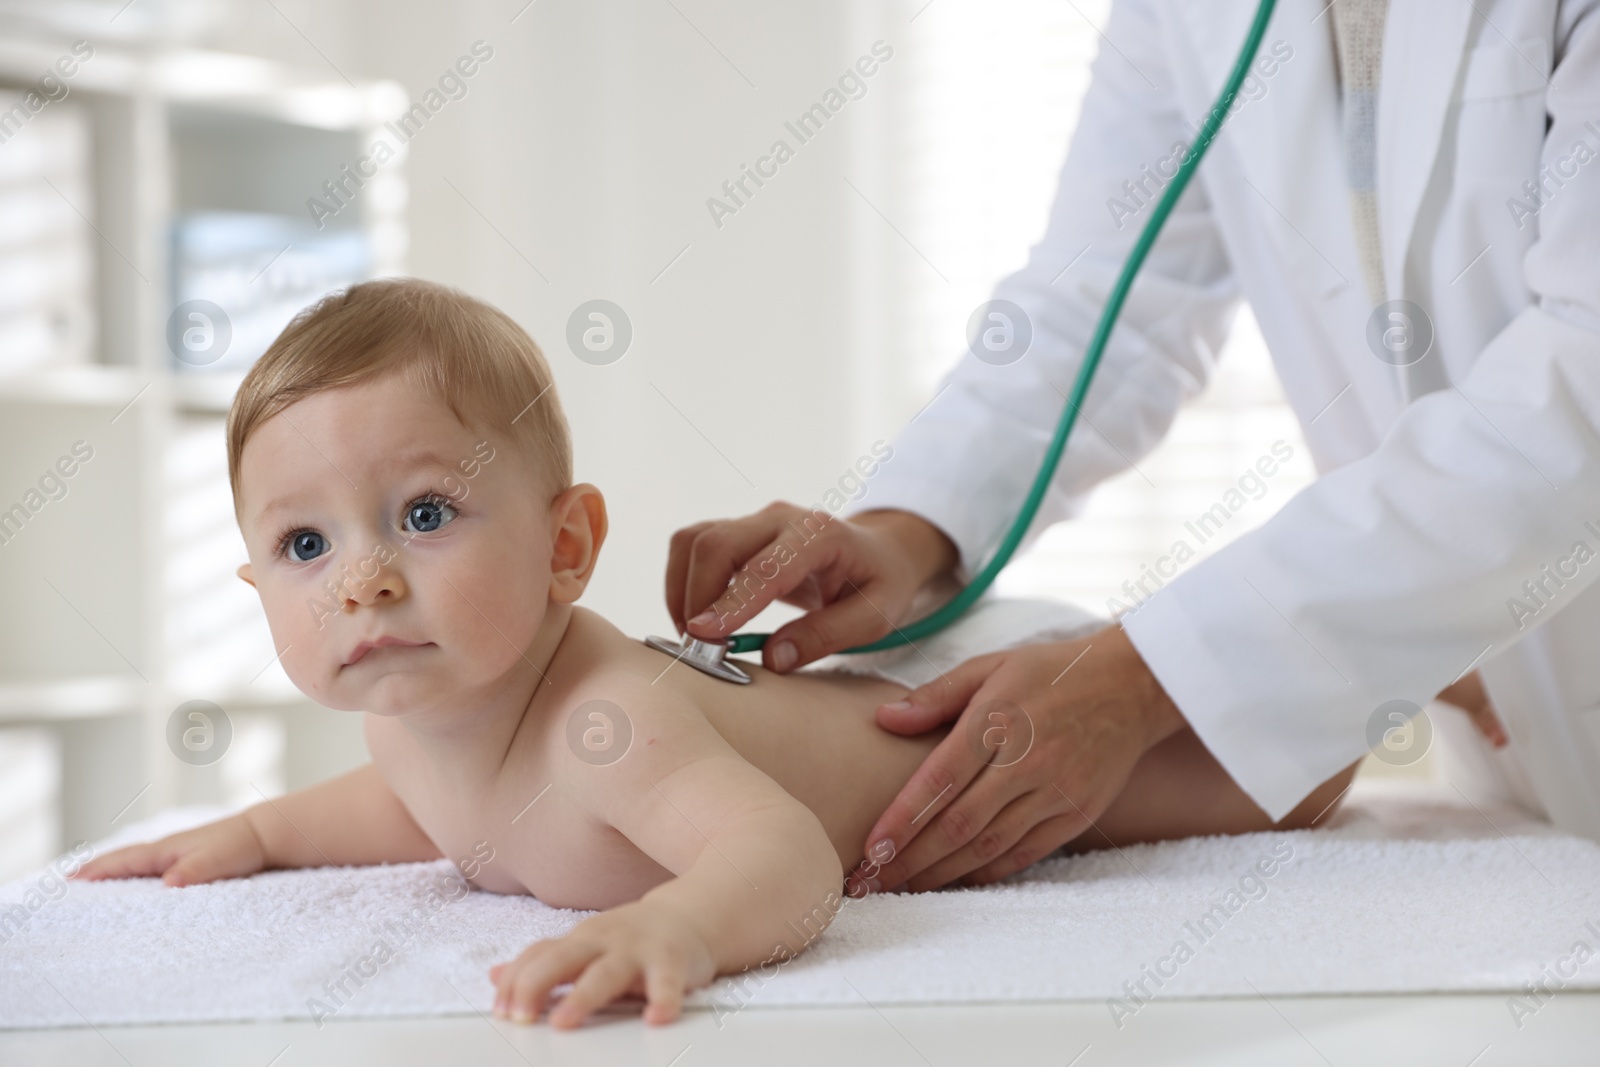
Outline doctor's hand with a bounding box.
[665,505,959,673]
[847,626,1186,895]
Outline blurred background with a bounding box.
[0,0,1392,881]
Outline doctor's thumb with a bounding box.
[876,656,993,736]
[764,593,896,673]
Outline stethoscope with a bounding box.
[648,0,1281,685]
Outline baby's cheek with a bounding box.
[258,584,337,696]
[440,553,547,657]
[263,590,308,646]
[450,586,546,672]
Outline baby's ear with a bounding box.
[237,562,257,588]
[548,483,608,603]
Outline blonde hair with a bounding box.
[226,277,573,508]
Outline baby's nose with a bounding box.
[340,549,407,608]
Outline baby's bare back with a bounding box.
[689,644,941,866]
[367,607,941,909]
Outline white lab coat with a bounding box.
[840,0,1600,835]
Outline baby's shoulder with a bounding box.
[549,650,743,783]
[554,612,714,730]
[550,674,711,773]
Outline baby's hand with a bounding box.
[491,899,717,1028]
[71,814,267,887]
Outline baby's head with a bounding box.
[228,277,607,716]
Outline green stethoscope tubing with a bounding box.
[727,0,1280,658]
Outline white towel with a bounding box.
[3,779,1598,1028]
[5,597,1592,1027]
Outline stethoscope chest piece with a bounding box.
[644,634,754,684]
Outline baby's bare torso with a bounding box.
[367,607,939,909]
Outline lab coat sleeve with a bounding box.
[838,0,1243,585]
[1120,5,1600,820]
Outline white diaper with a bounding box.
[803,594,1106,690]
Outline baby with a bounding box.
[74,278,1359,1027]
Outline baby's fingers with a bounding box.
[497,941,594,1023]
[549,953,642,1030]
[160,850,235,887]
[642,960,686,1025]
[72,843,175,882]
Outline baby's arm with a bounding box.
[73,762,441,886]
[492,696,842,1027]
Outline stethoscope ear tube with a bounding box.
[723,0,1282,660]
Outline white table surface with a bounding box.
[4,992,1598,1066]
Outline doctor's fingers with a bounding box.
[761,580,906,672]
[875,652,1003,736]
[672,504,839,637]
[873,761,1037,892]
[665,520,716,634]
[915,793,1100,895]
[670,516,780,635]
[861,720,1016,891]
[902,788,1076,892]
[958,812,1092,888]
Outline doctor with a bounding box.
[666,0,1600,892]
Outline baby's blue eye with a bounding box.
[404,496,457,535]
[286,531,328,562]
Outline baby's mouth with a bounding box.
[344,637,434,667]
